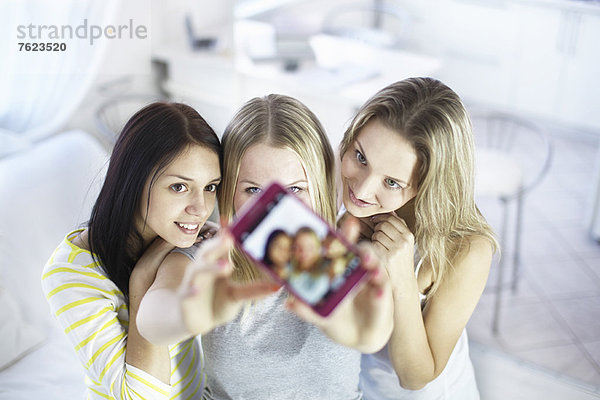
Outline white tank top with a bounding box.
[359,254,480,400]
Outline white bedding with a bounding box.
[0,129,109,399]
[0,324,86,399]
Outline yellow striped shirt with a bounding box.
[41,229,204,399]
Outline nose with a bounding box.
[352,174,379,203]
[185,192,210,219]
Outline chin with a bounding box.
[168,235,195,249]
[343,201,373,218]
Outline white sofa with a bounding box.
[0,130,109,399]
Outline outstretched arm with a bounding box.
[137,234,277,345]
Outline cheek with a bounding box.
[206,193,217,212]
[379,191,415,212]
[145,191,164,221]
[341,155,362,182]
[340,155,353,178]
[295,191,313,209]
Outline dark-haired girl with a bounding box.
[42,102,225,399]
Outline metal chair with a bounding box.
[470,111,553,334]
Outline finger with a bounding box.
[358,219,375,240]
[356,242,386,286]
[180,260,233,298]
[371,239,389,257]
[285,296,325,326]
[371,230,396,251]
[359,215,377,231]
[355,245,389,296]
[338,214,360,244]
[192,234,233,268]
[199,220,220,240]
[226,281,280,302]
[356,242,379,270]
[371,213,411,234]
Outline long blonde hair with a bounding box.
[340,77,498,298]
[219,94,337,282]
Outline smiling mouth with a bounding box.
[348,187,374,208]
[176,222,199,234]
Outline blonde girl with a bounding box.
[138,94,393,399]
[339,77,498,399]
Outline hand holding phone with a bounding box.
[228,182,368,317]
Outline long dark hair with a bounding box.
[263,229,289,266]
[87,102,221,301]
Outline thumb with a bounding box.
[191,233,233,268]
[285,296,325,326]
[338,214,360,245]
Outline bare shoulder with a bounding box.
[448,235,494,284]
[71,228,90,251]
[460,235,493,259]
[153,251,192,290]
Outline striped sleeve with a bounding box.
[41,237,171,399]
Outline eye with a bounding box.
[170,183,188,193]
[288,186,302,194]
[205,183,219,192]
[245,186,262,195]
[385,178,402,189]
[355,150,367,165]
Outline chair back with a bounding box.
[470,111,553,199]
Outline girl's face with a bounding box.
[233,143,311,213]
[293,232,321,271]
[138,144,221,248]
[341,119,420,218]
[269,234,292,267]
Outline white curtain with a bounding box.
[0,0,118,154]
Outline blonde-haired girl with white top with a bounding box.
[339,77,499,399]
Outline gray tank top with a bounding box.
[201,288,363,399]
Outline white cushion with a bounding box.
[0,130,108,331]
[0,128,31,158]
[475,148,523,198]
[0,285,45,370]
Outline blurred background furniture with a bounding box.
[470,111,553,334]
[95,94,167,144]
[321,0,410,49]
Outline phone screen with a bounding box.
[229,182,367,316]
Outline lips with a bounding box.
[348,187,374,208]
[176,222,200,234]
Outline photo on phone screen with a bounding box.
[229,182,367,316]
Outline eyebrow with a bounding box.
[166,174,222,183]
[238,179,307,186]
[355,139,411,187]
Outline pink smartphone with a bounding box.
[228,181,368,316]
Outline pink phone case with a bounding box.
[228,181,368,316]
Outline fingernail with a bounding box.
[270,283,281,292]
[187,285,199,296]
